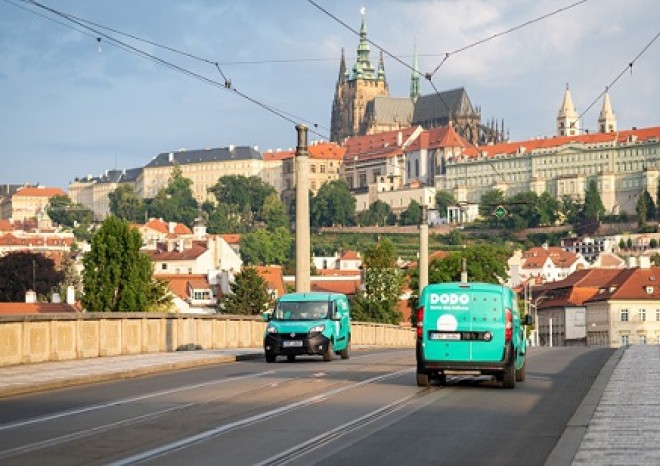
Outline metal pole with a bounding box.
[294,124,311,292]
[549,318,553,348]
[419,205,429,293]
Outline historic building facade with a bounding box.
[330,11,504,146]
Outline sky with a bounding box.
[1,0,658,190]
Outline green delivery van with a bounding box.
[263,292,351,362]
[416,282,532,389]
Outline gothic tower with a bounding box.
[557,83,580,136]
[598,88,617,133]
[410,43,420,103]
[330,8,389,143]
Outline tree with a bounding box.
[0,252,63,302]
[47,195,93,227]
[657,177,660,221]
[356,200,395,226]
[58,252,82,301]
[479,190,505,226]
[82,217,156,311]
[208,175,277,225]
[148,165,198,226]
[351,239,403,324]
[310,179,356,227]
[537,192,560,226]
[435,191,456,218]
[206,202,248,234]
[505,191,540,230]
[109,185,146,222]
[560,195,581,226]
[636,190,655,226]
[399,200,422,226]
[239,227,292,265]
[261,193,289,230]
[219,266,271,315]
[575,180,605,235]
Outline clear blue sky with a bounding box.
[1,0,658,190]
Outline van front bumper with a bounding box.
[264,333,331,357]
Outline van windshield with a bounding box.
[273,301,330,321]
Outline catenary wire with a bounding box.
[9,0,329,138]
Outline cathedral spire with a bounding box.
[351,7,376,80]
[338,48,346,84]
[377,50,386,81]
[410,41,420,103]
[557,83,580,136]
[598,87,617,133]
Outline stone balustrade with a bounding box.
[0,314,415,367]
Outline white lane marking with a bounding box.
[109,368,414,466]
[0,370,275,432]
[254,391,421,466]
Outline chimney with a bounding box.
[397,131,403,146]
[169,222,176,234]
[51,292,61,304]
[627,256,637,268]
[639,255,651,269]
[66,286,75,305]
[25,290,37,303]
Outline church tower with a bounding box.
[557,84,580,136]
[598,88,617,133]
[330,8,389,143]
[410,43,420,103]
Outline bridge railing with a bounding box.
[0,313,415,367]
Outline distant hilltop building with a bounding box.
[330,9,505,146]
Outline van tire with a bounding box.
[416,372,430,387]
[516,358,526,382]
[287,355,296,362]
[340,339,351,359]
[265,353,276,363]
[502,362,516,389]
[323,341,334,361]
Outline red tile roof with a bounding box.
[0,220,14,232]
[254,265,286,297]
[408,126,474,151]
[157,274,212,300]
[264,142,345,162]
[141,219,192,235]
[310,278,361,296]
[219,234,241,244]
[343,126,421,161]
[523,246,579,269]
[143,241,208,261]
[339,250,360,261]
[587,267,660,302]
[12,187,66,198]
[0,303,78,314]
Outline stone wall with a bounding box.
[0,314,415,367]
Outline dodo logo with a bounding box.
[429,293,470,306]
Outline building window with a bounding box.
[640,335,647,345]
[640,309,646,321]
[620,335,629,346]
[620,309,628,322]
[656,309,660,321]
[310,164,316,174]
[320,165,326,174]
[161,263,167,270]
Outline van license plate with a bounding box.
[283,340,303,347]
[430,332,461,341]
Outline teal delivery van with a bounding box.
[416,282,532,388]
[263,292,351,362]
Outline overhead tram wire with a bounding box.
[10,0,329,139]
[427,0,589,78]
[571,29,660,131]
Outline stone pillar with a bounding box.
[295,124,311,292]
[419,205,429,293]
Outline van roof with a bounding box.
[425,282,509,293]
[277,292,346,302]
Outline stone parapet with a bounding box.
[0,314,414,367]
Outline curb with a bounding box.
[0,352,264,399]
[544,346,625,466]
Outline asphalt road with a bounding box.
[0,347,614,466]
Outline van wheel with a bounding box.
[433,373,447,386]
[323,341,334,361]
[287,355,296,362]
[340,339,351,360]
[502,362,516,389]
[516,358,526,382]
[416,372,430,388]
[265,353,276,363]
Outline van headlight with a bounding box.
[308,324,325,335]
[266,325,278,334]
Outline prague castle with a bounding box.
[330,10,505,146]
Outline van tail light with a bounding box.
[416,306,424,339]
[505,308,513,342]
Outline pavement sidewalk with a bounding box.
[0,348,263,398]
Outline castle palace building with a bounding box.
[330,10,504,146]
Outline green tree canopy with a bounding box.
[0,251,64,302]
[636,190,655,225]
[504,191,540,230]
[219,266,271,315]
[310,179,356,227]
[575,180,605,235]
[147,165,198,226]
[356,200,395,226]
[240,227,292,265]
[435,191,456,218]
[109,184,146,223]
[479,190,505,226]
[208,175,277,225]
[206,203,247,234]
[47,195,93,227]
[537,191,561,226]
[399,200,422,226]
[351,239,403,324]
[82,217,157,311]
[261,193,290,230]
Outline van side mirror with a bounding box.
[262,311,272,322]
[524,314,534,326]
[332,310,342,321]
